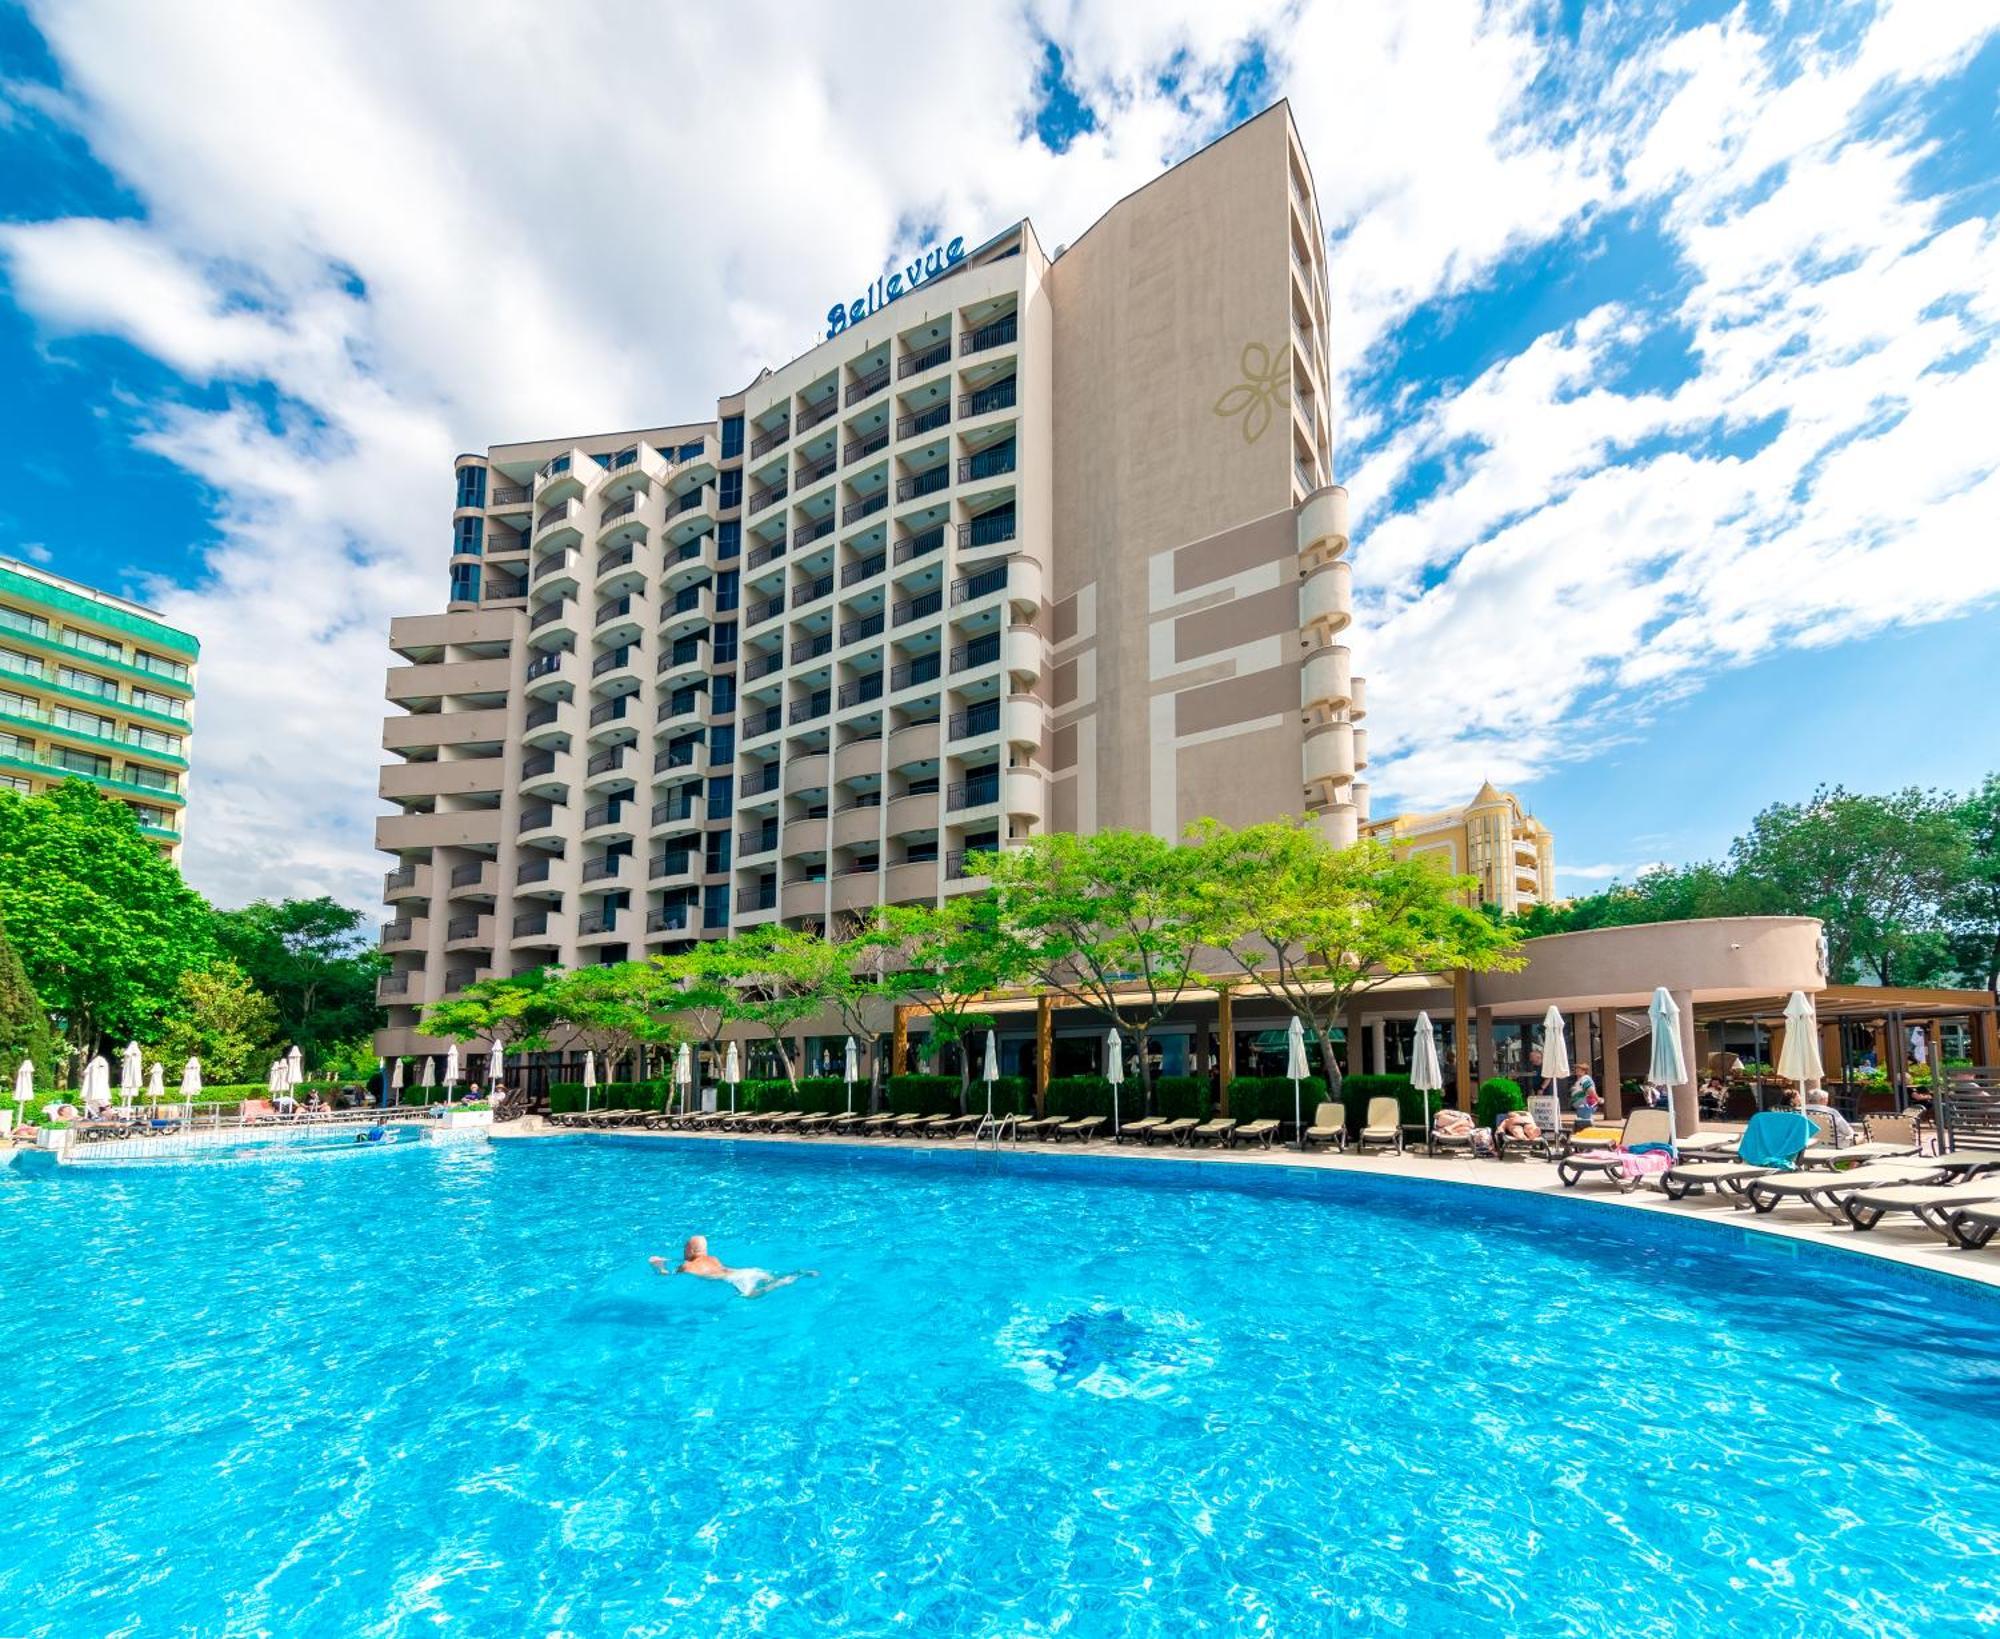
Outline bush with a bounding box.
[1225,1076,1326,1123]
[1043,1075,1114,1119]
[1341,1073,1439,1135]
[887,1075,960,1117]
[548,1080,665,1114]
[1476,1076,1525,1130]
[1151,1075,1211,1120]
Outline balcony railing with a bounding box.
[519,804,556,832]
[740,768,781,798]
[581,856,623,883]
[587,698,627,728]
[843,430,888,465]
[897,338,951,378]
[522,748,557,779]
[788,693,830,725]
[599,545,636,578]
[890,656,942,690]
[739,828,778,856]
[529,600,569,631]
[750,422,789,458]
[794,573,834,608]
[896,403,950,440]
[842,553,885,588]
[586,746,625,777]
[837,674,884,709]
[959,511,1017,550]
[797,451,837,486]
[600,494,638,526]
[949,702,1003,739]
[845,363,890,405]
[952,564,1009,604]
[446,914,483,941]
[747,538,785,570]
[798,397,837,432]
[381,922,413,946]
[516,857,552,885]
[525,650,568,683]
[951,635,1002,671]
[658,640,705,674]
[535,501,574,534]
[744,651,783,682]
[594,595,633,626]
[380,971,410,996]
[385,864,417,892]
[749,483,788,515]
[532,548,577,583]
[893,589,943,626]
[582,801,625,830]
[449,861,484,889]
[647,906,692,934]
[895,466,950,503]
[661,739,701,769]
[794,516,835,548]
[747,595,785,627]
[894,526,946,565]
[653,796,697,825]
[491,485,530,506]
[672,488,708,518]
[947,777,1001,810]
[525,701,559,730]
[841,493,887,526]
[740,884,778,912]
[839,612,885,646]
[960,443,1016,483]
[790,633,832,665]
[744,705,784,739]
[961,313,1018,354]
[443,967,480,993]
[512,910,550,937]
[577,910,617,937]
[961,378,1017,418]
[591,647,631,678]
[650,850,691,880]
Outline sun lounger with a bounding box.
[794,1113,838,1135]
[1053,1115,1106,1143]
[1942,1203,2000,1250]
[1800,1113,1922,1169]
[1190,1118,1237,1148]
[1015,1115,1066,1141]
[1556,1109,1675,1188]
[1842,1177,2000,1236]
[1302,1102,1346,1152]
[1743,1158,1950,1219]
[1660,1111,1819,1200]
[1146,1117,1199,1146]
[1114,1117,1166,1145]
[1355,1097,1402,1155]
[1229,1119,1281,1148]
[1670,1129,1743,1158]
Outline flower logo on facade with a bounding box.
[1212,342,1290,444]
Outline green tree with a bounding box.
[545,963,681,1080]
[1726,786,1966,984]
[979,830,1209,1107]
[719,925,852,1091]
[0,919,58,1090]
[0,780,216,1062]
[1189,820,1523,1091]
[422,966,567,1055]
[150,959,279,1086]
[1527,862,1741,934]
[1942,775,2000,991]
[212,895,385,1064]
[869,897,1030,1104]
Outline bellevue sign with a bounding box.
[826,235,966,339]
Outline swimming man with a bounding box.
[650,1235,815,1299]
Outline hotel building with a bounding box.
[1365,783,1556,914]
[375,102,1364,1053]
[0,556,197,858]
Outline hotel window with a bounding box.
[126,725,182,755]
[705,774,732,821]
[703,882,730,928]
[60,629,122,662]
[0,688,38,719]
[131,687,186,719]
[128,802,173,830]
[708,724,735,764]
[719,417,743,459]
[449,563,482,603]
[677,441,705,462]
[710,621,738,664]
[50,746,110,778]
[0,730,34,760]
[0,649,44,681]
[132,651,190,682]
[717,469,743,509]
[58,665,119,701]
[704,828,731,874]
[716,519,741,561]
[454,516,484,555]
[52,704,115,738]
[0,606,50,639]
[456,465,487,509]
[124,764,178,794]
[714,570,739,613]
[0,774,29,794]
[710,674,736,714]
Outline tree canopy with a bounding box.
[213,895,385,1065]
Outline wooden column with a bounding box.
[1976,1003,2000,1069]
[1035,994,1052,1109]
[1476,1006,1496,1091]
[1217,988,1235,1114]
[893,1005,910,1078]
[1598,1005,1624,1118]
[1452,970,1472,1110]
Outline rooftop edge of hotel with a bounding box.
[0,555,200,658]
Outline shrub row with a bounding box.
[883,1074,1034,1117]
[548,1080,666,1114]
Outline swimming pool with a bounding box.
[4,1138,1997,1636]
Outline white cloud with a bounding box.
[1,0,1996,905]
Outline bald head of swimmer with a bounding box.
[683,1234,708,1261]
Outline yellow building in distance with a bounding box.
[1365,781,1554,913]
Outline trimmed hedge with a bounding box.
[1044,1075,1115,1119]
[1476,1076,1526,1130]
[1225,1075,1327,1124]
[549,1080,665,1114]
[1341,1073,1445,1135]
[1152,1075,1212,1120]
[883,1075,1033,1116]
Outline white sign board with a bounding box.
[1527,1092,1562,1136]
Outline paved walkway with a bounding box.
[495,1119,2000,1293]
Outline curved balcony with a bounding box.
[575,910,624,946]
[1000,626,1040,681]
[383,863,431,905]
[832,803,882,850]
[1353,727,1369,772]
[595,494,649,549]
[536,454,585,506]
[1300,643,1352,725]
[666,484,717,545]
[1299,558,1352,641]
[1312,802,1360,850]
[445,860,497,901]
[594,541,646,597]
[652,740,708,783]
[509,908,556,950]
[831,868,880,914]
[602,446,663,503]
[1000,693,1045,751]
[1302,719,1356,802]
[781,878,825,922]
[593,591,646,649]
[581,801,637,843]
[522,699,570,749]
[380,916,426,953]
[783,814,829,856]
[649,850,699,889]
[1002,769,1044,825]
[534,497,584,548]
[783,751,830,796]
[514,854,562,901]
[887,719,940,770]
[886,791,938,837]
[589,646,645,700]
[661,583,713,639]
[517,803,566,848]
[1349,674,1367,723]
[528,597,579,649]
[444,913,494,954]
[834,736,882,784]
[583,743,633,793]
[884,859,941,906]
[584,697,638,747]
[1295,483,1351,571]
[738,766,781,808]
[532,546,582,597]
[522,648,577,702]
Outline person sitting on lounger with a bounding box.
[1496,1109,1541,1145]
[1793,1086,1854,1145]
[649,1235,816,1299]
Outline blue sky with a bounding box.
[0,0,1996,909]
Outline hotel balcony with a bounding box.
[534,497,584,548]
[528,595,580,648]
[510,908,555,948]
[595,493,648,550]
[444,913,494,954]
[375,808,503,852]
[382,707,508,756]
[383,861,432,904]
[378,970,413,1002]
[958,376,1018,423]
[580,852,628,888]
[380,916,426,953]
[445,859,498,902]
[514,854,561,899]
[385,656,511,709]
[531,545,582,596]
[535,452,585,506]
[594,541,645,597]
[959,310,1017,357]
[523,647,577,701]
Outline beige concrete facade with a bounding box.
[375,103,1365,1055]
[1366,781,1555,912]
[0,555,197,859]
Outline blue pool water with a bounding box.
[4,1138,1998,1636]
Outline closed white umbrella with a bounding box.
[420,1057,435,1092]
[1539,1005,1571,1084]
[674,1040,693,1115]
[1411,1012,1444,1137]
[285,1044,303,1090]
[1286,1015,1309,1149]
[146,1061,164,1115]
[391,1058,406,1099]
[266,1059,284,1096]
[13,1058,32,1129]
[1105,1028,1124,1138]
[843,1035,859,1116]
[181,1057,201,1119]
[487,1040,503,1087]
[723,1041,739,1116]
[582,1049,597,1112]
[1776,989,1825,1092]
[982,1028,1000,1129]
[120,1041,142,1107]
[443,1042,460,1105]
[1648,986,1688,1132]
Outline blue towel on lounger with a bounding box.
[1736,1110,1816,1170]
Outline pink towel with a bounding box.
[1614,1148,1674,1182]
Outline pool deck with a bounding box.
[493,1119,2000,1293]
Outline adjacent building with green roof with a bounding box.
[0,555,197,860]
